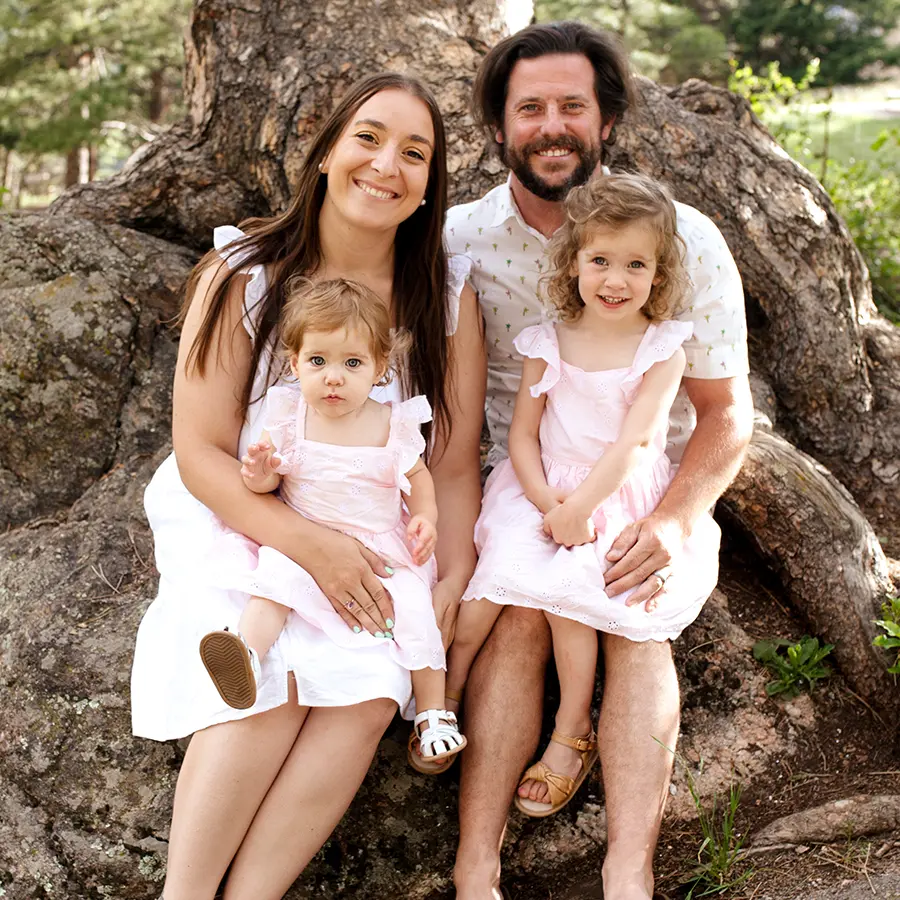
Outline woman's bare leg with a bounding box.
[162,684,309,900]
[223,697,397,900]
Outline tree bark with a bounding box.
[720,425,896,711]
[50,0,511,248]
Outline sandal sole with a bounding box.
[513,746,599,818]
[199,631,257,709]
[406,731,458,775]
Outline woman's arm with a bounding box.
[429,284,486,645]
[508,357,559,514]
[549,348,686,544]
[172,262,393,633]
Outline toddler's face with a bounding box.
[291,327,383,419]
[573,222,660,323]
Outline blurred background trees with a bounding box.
[0,0,189,201]
[1,0,898,315]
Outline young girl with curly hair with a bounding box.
[446,172,722,816]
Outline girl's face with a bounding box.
[573,222,661,323]
[320,88,435,232]
[291,327,384,419]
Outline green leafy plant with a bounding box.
[752,636,834,697]
[828,130,900,323]
[683,773,753,897]
[874,595,900,675]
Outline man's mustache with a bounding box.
[521,136,586,156]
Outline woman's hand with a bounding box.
[407,514,438,566]
[302,529,396,635]
[542,500,596,548]
[432,578,464,650]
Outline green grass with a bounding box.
[772,109,900,166]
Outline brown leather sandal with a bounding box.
[406,688,463,775]
[513,729,598,817]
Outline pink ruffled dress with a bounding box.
[206,387,444,673]
[463,320,721,642]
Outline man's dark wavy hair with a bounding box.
[472,21,636,160]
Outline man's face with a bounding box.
[500,53,612,202]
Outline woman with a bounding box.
[131,73,486,900]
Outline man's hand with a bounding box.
[604,514,686,612]
[542,500,596,547]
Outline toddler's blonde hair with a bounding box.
[280,277,411,385]
[544,173,689,323]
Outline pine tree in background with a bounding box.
[0,0,189,187]
[534,0,731,83]
[730,0,900,85]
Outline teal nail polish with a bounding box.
[385,566,395,575]
[353,626,361,634]
[384,631,393,640]
[375,631,384,638]
[386,618,394,629]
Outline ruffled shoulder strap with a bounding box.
[621,320,694,396]
[260,382,305,473]
[213,225,267,338]
[446,254,473,337]
[513,322,561,398]
[389,395,433,493]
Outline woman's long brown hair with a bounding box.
[181,73,451,449]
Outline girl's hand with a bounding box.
[303,529,395,635]
[407,514,438,566]
[542,501,596,548]
[533,485,570,515]
[240,441,282,486]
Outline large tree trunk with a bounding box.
[50,0,511,248]
[2,1,898,897]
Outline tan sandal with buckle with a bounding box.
[513,729,598,817]
[407,688,463,775]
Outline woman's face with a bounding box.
[321,88,435,232]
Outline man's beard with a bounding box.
[502,134,603,202]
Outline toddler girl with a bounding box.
[447,173,721,814]
[200,277,466,766]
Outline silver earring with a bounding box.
[420,199,426,207]
[318,162,324,172]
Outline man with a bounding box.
[445,21,754,900]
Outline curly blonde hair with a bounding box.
[544,173,689,323]
[279,277,411,386]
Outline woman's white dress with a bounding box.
[131,227,467,741]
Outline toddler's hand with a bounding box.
[542,501,596,548]
[240,441,282,485]
[407,515,437,566]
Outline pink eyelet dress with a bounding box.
[204,387,443,673]
[463,320,721,642]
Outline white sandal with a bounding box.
[199,628,261,709]
[413,708,467,763]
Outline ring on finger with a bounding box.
[345,599,356,610]
[652,566,672,585]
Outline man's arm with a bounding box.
[603,373,753,605]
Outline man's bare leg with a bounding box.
[599,634,680,900]
[454,606,551,900]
